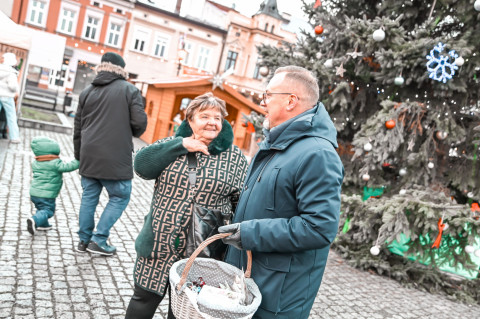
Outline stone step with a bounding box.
[18,112,72,135]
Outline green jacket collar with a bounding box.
[260,103,338,151]
[175,119,234,155]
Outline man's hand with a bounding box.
[182,137,210,155]
[218,223,243,250]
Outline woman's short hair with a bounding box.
[185,92,228,121]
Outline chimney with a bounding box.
[175,0,182,14]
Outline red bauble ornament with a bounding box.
[314,25,324,35]
[385,120,396,129]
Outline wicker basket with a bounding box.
[169,233,262,319]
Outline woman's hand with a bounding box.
[182,137,210,155]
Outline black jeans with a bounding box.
[125,284,176,319]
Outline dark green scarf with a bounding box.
[174,119,234,155]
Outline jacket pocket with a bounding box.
[265,168,280,211]
[135,211,154,258]
[252,252,292,312]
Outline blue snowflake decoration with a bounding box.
[426,42,458,83]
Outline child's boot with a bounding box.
[27,218,36,235]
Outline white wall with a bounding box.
[0,0,14,18]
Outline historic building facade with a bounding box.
[10,0,134,93]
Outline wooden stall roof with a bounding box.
[135,77,266,115]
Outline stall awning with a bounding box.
[0,10,32,50]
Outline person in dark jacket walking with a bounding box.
[220,66,344,319]
[27,136,79,235]
[73,52,147,256]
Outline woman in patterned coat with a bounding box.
[125,93,248,319]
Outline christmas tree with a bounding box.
[257,0,480,302]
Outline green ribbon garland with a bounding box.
[342,216,351,233]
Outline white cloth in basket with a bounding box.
[169,257,261,319]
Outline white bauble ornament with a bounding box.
[435,131,448,140]
[427,162,435,169]
[399,189,407,195]
[372,29,385,42]
[364,142,373,152]
[443,223,449,231]
[399,168,407,176]
[465,245,475,254]
[316,51,323,59]
[324,59,333,68]
[362,173,370,181]
[475,249,480,258]
[394,76,404,86]
[259,66,269,77]
[454,56,465,66]
[370,246,380,255]
[475,0,480,11]
[467,192,474,198]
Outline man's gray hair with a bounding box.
[274,66,319,107]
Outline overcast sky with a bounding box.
[138,0,312,34]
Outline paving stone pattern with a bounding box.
[0,128,479,318]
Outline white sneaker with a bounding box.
[10,139,21,144]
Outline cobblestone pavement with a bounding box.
[1,128,479,319]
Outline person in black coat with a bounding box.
[73,52,147,256]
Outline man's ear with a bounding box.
[286,96,298,111]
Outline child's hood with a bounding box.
[31,136,60,156]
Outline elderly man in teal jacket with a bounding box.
[220,66,344,319]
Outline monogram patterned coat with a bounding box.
[132,120,248,296]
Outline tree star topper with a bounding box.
[426,42,458,83]
[209,66,234,90]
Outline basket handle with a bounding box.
[177,233,252,290]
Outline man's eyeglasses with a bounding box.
[262,92,299,101]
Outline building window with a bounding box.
[58,8,76,34]
[225,51,238,72]
[253,62,261,79]
[196,46,211,70]
[152,34,169,58]
[28,0,48,27]
[183,42,194,66]
[83,15,101,41]
[132,28,150,53]
[271,25,275,33]
[106,22,122,47]
[264,23,268,31]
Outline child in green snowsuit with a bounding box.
[27,136,79,235]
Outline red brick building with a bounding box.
[11,0,134,93]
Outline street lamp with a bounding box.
[176,49,187,76]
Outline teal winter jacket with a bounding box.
[30,136,79,199]
[224,103,344,319]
